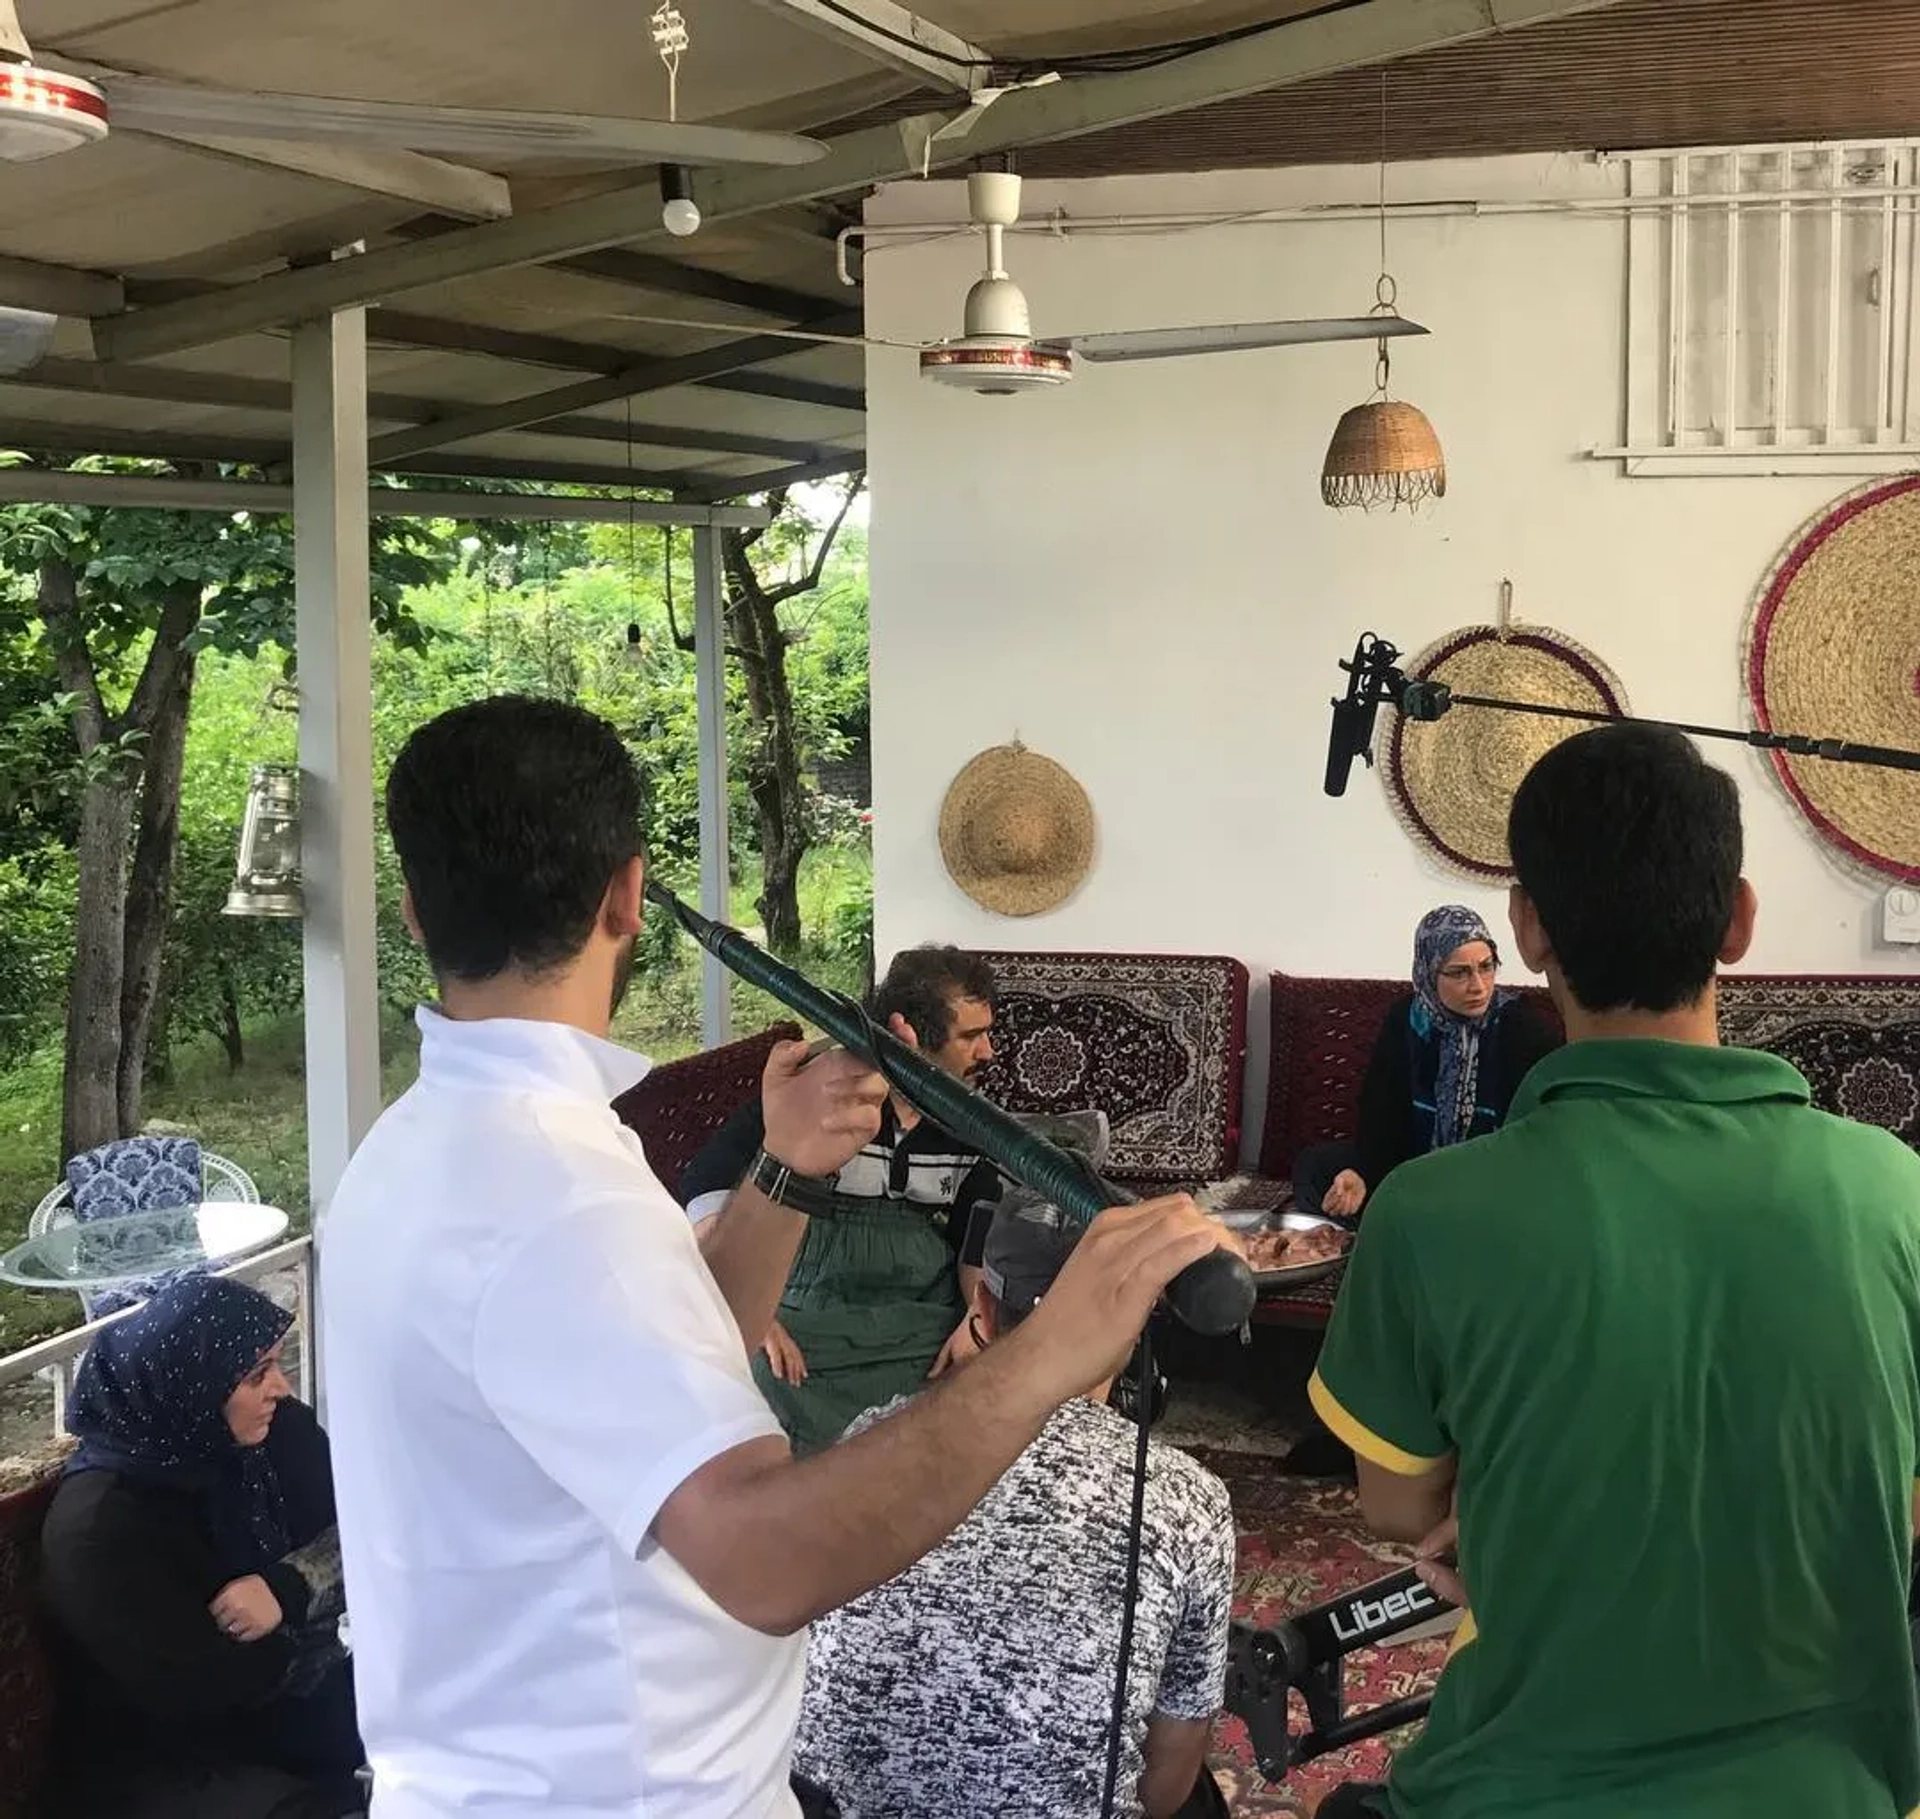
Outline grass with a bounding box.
[0,848,872,1357]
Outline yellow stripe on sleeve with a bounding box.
[1307,1369,1449,1477]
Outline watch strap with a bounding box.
[746,1148,839,1216]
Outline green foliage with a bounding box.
[162,657,302,1067]
[0,844,75,1066]
[0,473,450,678]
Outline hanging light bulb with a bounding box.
[224,764,302,918]
[1321,71,1445,514]
[659,163,700,237]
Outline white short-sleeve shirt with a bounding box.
[320,1009,801,1819]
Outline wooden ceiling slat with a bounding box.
[1015,0,1920,176]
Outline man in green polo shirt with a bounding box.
[1311,722,1920,1819]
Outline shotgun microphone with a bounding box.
[1324,634,1405,797]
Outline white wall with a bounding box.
[864,156,1918,1092]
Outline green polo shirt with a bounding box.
[1310,1039,1920,1819]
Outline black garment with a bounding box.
[791,1769,843,1818]
[1170,1762,1233,1818]
[40,1399,362,1818]
[1291,1140,1361,1229]
[1316,1784,1390,1818]
[1321,993,1561,1214]
[680,1095,1004,1267]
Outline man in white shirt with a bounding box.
[320,695,1228,1819]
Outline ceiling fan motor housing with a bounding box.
[918,343,1073,394]
[0,63,108,161]
[963,274,1031,340]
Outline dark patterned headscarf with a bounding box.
[1412,904,1512,1150]
[65,1274,294,1571]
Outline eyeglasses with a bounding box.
[1438,959,1499,983]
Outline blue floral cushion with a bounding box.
[63,1136,207,1315]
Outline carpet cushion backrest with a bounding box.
[612,1022,803,1199]
[971,952,1248,1183]
[0,1456,66,1819]
[1261,970,1920,1175]
[1259,976,1406,1179]
[1260,974,1563,1179]
[1717,975,1920,1144]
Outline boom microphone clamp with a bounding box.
[1325,632,1920,796]
[1226,1559,1455,1775]
[644,883,1258,1337]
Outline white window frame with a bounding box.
[1607,140,1920,477]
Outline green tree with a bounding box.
[0,463,455,1157]
[651,480,866,955]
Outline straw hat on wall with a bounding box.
[938,741,1095,917]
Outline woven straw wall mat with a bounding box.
[1384,623,1630,881]
[1745,475,1920,882]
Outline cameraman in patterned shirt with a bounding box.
[792,1150,1239,1819]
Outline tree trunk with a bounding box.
[40,557,204,1159]
[725,571,809,957]
[146,972,174,1089]
[117,630,197,1135]
[217,976,245,1072]
[708,481,861,960]
[64,773,132,1161]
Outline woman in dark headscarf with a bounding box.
[39,1275,364,1819]
[1295,904,1563,1223]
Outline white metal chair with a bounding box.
[27,1150,260,1240]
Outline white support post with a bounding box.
[292,311,381,1224]
[692,524,732,1047]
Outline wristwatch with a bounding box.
[747,1148,838,1216]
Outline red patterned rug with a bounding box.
[1190,1451,1443,1817]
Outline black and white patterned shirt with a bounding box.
[793,1395,1237,1819]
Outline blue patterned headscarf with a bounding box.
[65,1274,295,1571]
[1412,904,1512,1150]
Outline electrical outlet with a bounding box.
[1884,886,1920,944]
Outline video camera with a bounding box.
[1225,1559,1453,1777]
[1229,1545,1920,1785]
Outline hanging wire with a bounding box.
[1320,61,1446,513]
[480,533,496,690]
[625,398,643,664]
[651,3,688,121]
[1377,66,1389,277]
[1372,67,1396,396]
[539,521,563,695]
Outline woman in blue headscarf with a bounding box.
[39,1275,364,1819]
[1296,905,1563,1224]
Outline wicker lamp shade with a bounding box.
[1321,397,1447,511]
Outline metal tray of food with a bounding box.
[1230,1209,1352,1290]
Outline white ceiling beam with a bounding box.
[0,254,122,317]
[0,466,771,525]
[739,0,986,93]
[680,447,866,501]
[145,129,514,221]
[365,309,862,463]
[90,0,1629,363]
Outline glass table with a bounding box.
[0,1201,290,1292]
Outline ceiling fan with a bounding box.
[906,172,1429,395]
[0,0,825,169]
[587,172,1431,394]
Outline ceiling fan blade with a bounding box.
[1061,317,1429,364]
[91,72,827,167]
